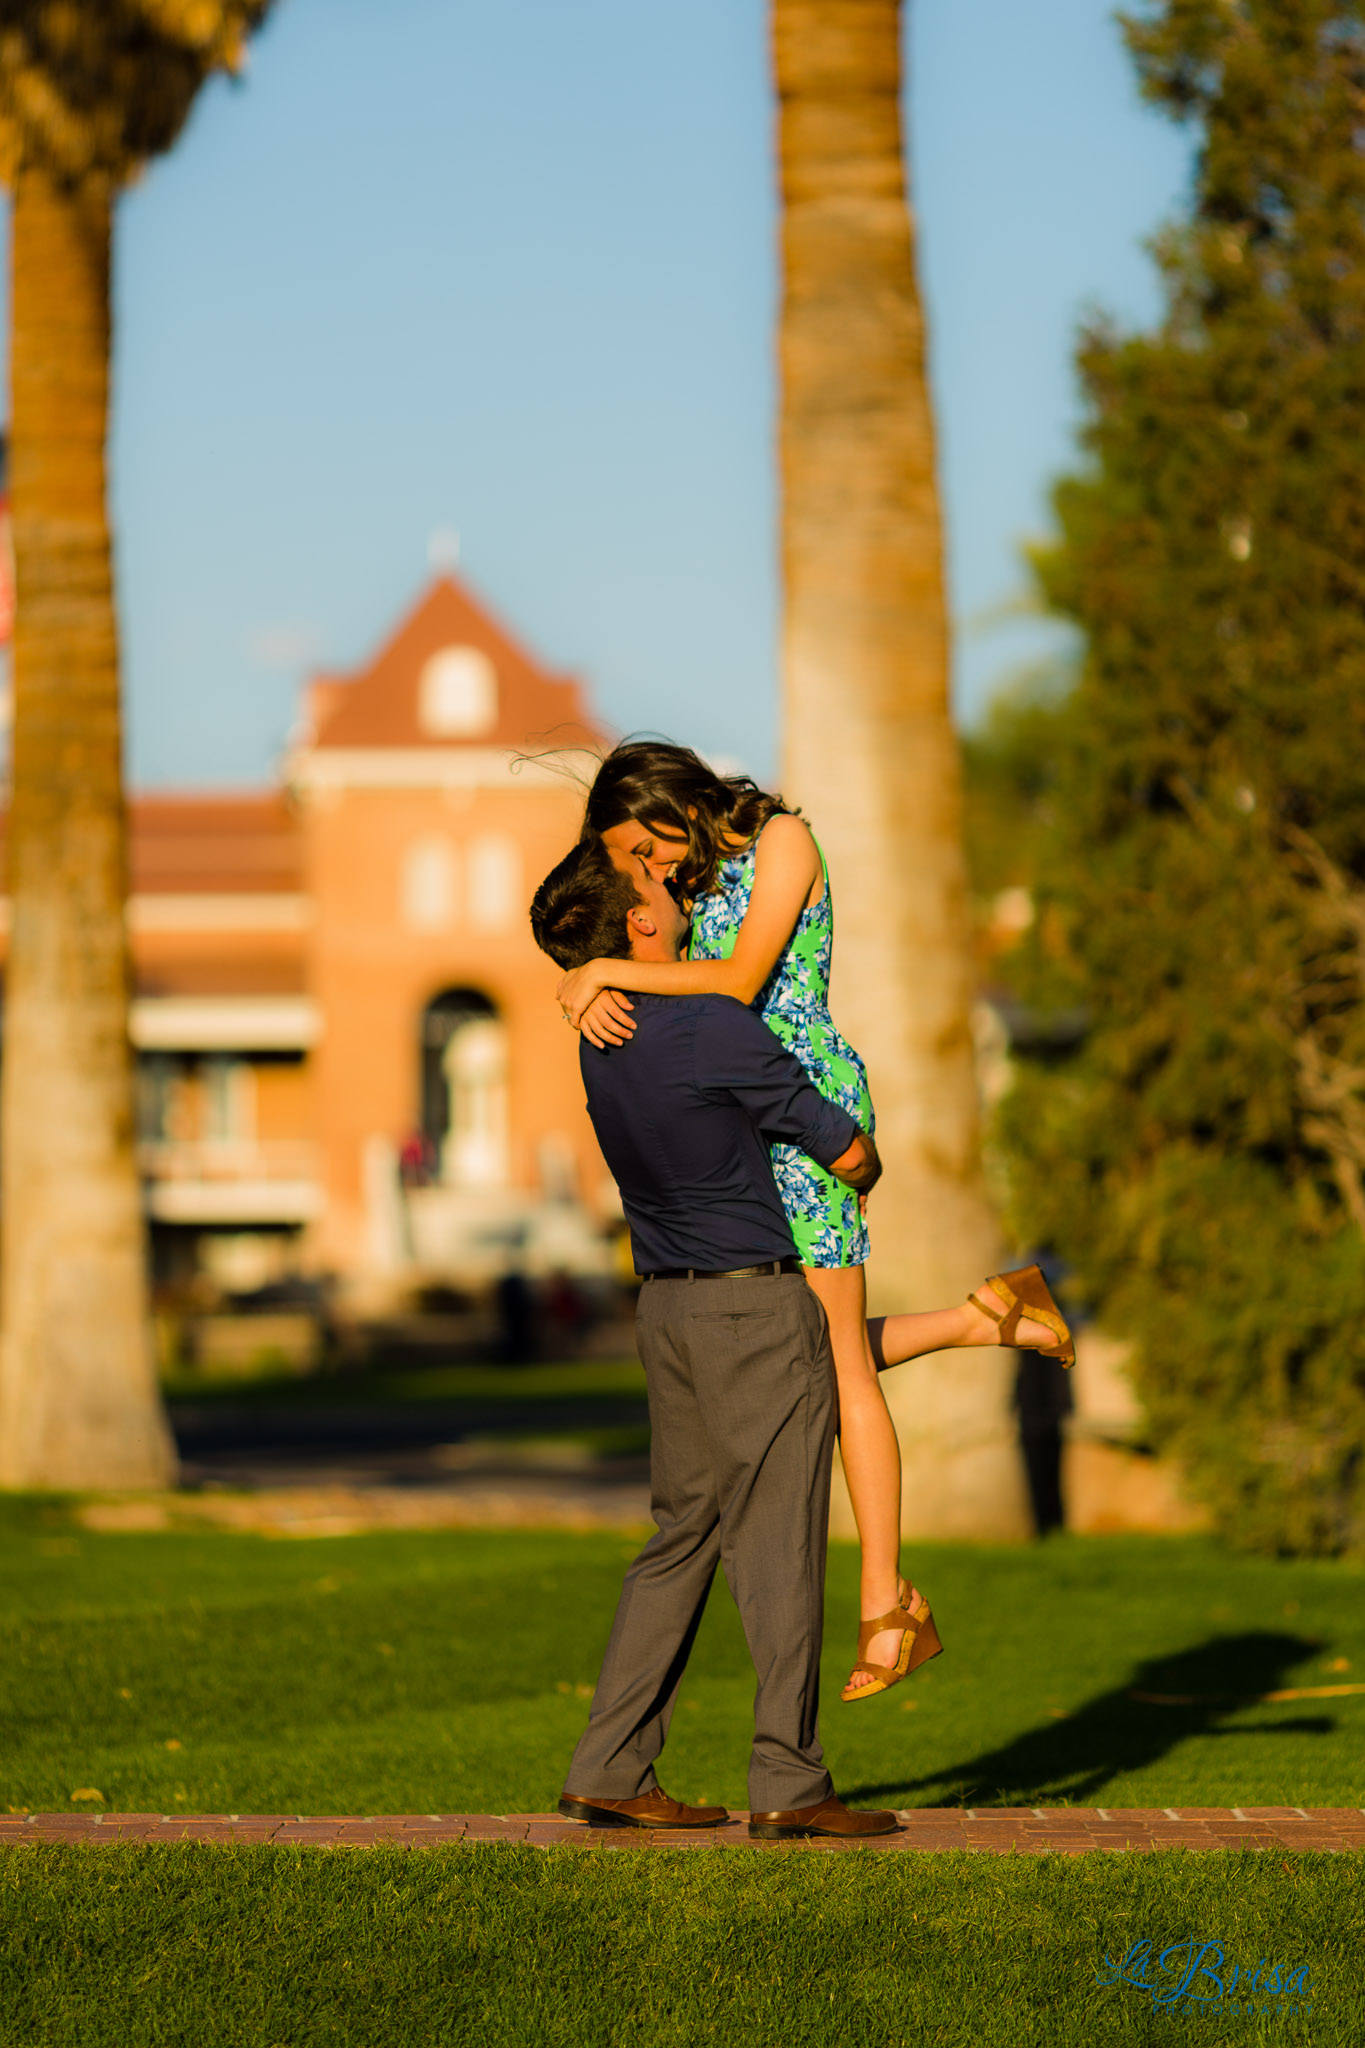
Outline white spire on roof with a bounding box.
[427,526,461,572]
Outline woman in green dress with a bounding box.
[557,742,1071,1699]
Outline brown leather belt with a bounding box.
[642,1257,802,1282]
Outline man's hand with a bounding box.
[829,1129,881,1197]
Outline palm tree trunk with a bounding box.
[774,0,1030,1539]
[0,167,174,1489]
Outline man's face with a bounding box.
[607,842,689,957]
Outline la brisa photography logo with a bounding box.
[1097,1938,1313,2017]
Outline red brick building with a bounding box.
[9,573,614,1301]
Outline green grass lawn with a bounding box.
[5,1504,1363,2046]
[0,1844,1356,2046]
[2,1500,1363,1816]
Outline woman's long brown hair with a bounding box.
[582,740,797,900]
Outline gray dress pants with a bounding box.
[564,1267,837,1813]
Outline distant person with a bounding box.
[495,1269,536,1364]
[552,741,1074,1698]
[398,1130,434,1188]
[1014,1252,1077,1535]
[1017,1350,1073,1536]
[530,838,892,1838]
[543,1269,592,1357]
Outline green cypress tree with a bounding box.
[998,0,1365,1553]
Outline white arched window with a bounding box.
[418,645,497,737]
[468,833,521,930]
[400,836,459,931]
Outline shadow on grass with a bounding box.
[849,1631,1336,1808]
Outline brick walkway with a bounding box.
[4,1809,1364,1854]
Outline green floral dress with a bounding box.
[688,826,874,1267]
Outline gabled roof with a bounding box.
[304,572,608,753]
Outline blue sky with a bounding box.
[6,0,1191,788]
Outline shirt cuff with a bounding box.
[807,1108,860,1168]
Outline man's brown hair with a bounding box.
[529,838,643,970]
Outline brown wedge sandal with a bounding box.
[841,1582,943,1703]
[968,1263,1075,1368]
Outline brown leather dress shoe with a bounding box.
[748,1795,899,1840]
[558,1787,731,1829]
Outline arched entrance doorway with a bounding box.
[420,988,508,1188]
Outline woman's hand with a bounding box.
[580,988,636,1049]
[556,961,609,1027]
[555,961,636,1047]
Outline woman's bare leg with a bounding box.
[803,1270,1064,1694]
[868,1286,1058,1372]
[802,1263,912,1695]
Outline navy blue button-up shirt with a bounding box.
[580,992,860,1273]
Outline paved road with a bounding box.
[168,1397,648,1457]
[167,1395,652,1519]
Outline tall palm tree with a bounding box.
[0,3,273,1489]
[774,0,1030,1538]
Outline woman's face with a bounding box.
[601,817,690,885]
